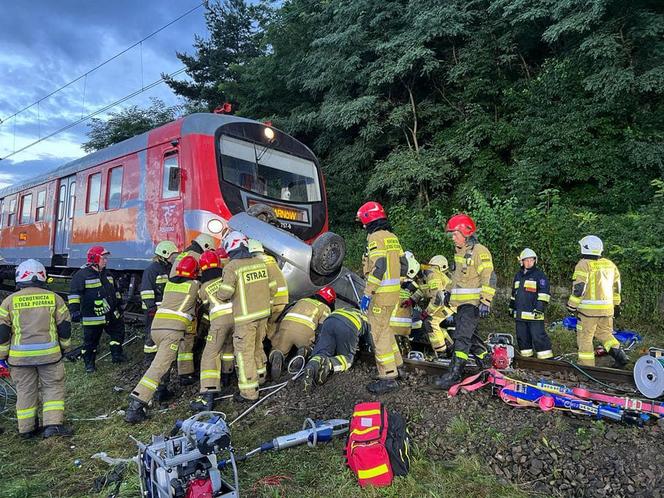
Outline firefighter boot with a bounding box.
[190,392,216,412]
[290,346,309,373]
[154,386,174,404]
[110,344,127,364]
[179,374,196,386]
[366,378,399,395]
[43,425,74,438]
[608,347,629,369]
[221,372,232,387]
[433,356,466,390]
[82,350,96,374]
[269,350,284,382]
[124,398,148,424]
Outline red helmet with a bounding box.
[356,201,386,225]
[316,286,337,305]
[215,247,229,260]
[446,213,476,237]
[175,255,199,278]
[87,246,110,265]
[199,250,220,272]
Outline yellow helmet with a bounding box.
[429,255,448,271]
[154,240,178,259]
[194,233,217,251]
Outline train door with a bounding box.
[155,151,184,248]
[54,175,76,257]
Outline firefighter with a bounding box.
[0,260,72,438]
[389,251,420,342]
[68,246,126,373]
[433,214,497,390]
[302,308,369,394]
[190,250,234,412]
[215,231,271,402]
[269,286,335,381]
[566,235,627,368]
[125,256,201,423]
[169,233,217,277]
[410,255,454,357]
[357,201,404,394]
[510,248,553,359]
[140,241,179,362]
[248,239,289,383]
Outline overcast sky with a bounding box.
[0,0,208,188]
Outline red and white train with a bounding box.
[0,113,338,288]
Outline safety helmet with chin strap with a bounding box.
[519,248,538,264]
[579,235,603,256]
[16,259,47,284]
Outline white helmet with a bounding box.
[404,251,420,279]
[16,259,47,283]
[223,231,248,254]
[579,235,603,256]
[428,255,449,272]
[519,248,538,263]
[155,240,178,259]
[194,233,217,251]
[247,239,264,254]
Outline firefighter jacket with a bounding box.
[567,257,621,317]
[215,255,271,325]
[413,267,453,317]
[258,253,289,308]
[446,239,496,308]
[327,308,369,340]
[362,229,403,306]
[69,266,123,326]
[198,276,233,330]
[510,266,551,321]
[151,277,200,333]
[140,259,171,311]
[169,242,203,278]
[281,297,330,334]
[0,286,71,366]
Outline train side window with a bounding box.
[19,193,33,225]
[162,154,180,199]
[7,198,16,226]
[35,190,46,222]
[58,185,66,221]
[106,166,123,210]
[86,173,101,213]
[69,182,76,219]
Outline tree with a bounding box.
[83,98,181,152]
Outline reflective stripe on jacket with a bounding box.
[567,258,621,317]
[152,279,200,332]
[446,241,496,308]
[510,267,550,321]
[214,257,271,324]
[362,230,403,306]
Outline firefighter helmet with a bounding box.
[155,240,178,259]
[16,259,47,283]
[445,213,476,237]
[222,231,248,254]
[199,250,220,272]
[429,255,449,272]
[356,201,387,225]
[247,239,264,254]
[216,247,229,260]
[194,233,217,251]
[404,251,420,279]
[87,246,110,265]
[175,255,199,278]
[579,235,603,256]
[519,248,538,263]
[316,286,337,305]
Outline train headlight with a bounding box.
[207,218,225,234]
[263,126,275,142]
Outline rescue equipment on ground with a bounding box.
[634,348,664,399]
[449,369,664,426]
[554,316,642,351]
[345,402,410,487]
[487,333,515,369]
[135,412,238,498]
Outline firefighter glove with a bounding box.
[614,305,621,318]
[420,310,430,321]
[479,302,490,318]
[401,298,415,308]
[360,295,371,313]
[71,311,82,323]
[0,359,8,378]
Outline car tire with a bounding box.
[311,232,345,276]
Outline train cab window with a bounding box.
[106,166,123,210]
[87,173,101,213]
[69,182,76,219]
[19,194,32,225]
[35,190,46,222]
[162,154,180,199]
[58,185,66,221]
[7,198,16,226]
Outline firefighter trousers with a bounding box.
[368,303,402,380]
[452,304,487,361]
[143,310,157,355]
[11,361,65,433]
[515,320,553,359]
[199,322,233,393]
[424,316,452,354]
[234,319,268,400]
[221,334,235,374]
[577,314,620,366]
[271,322,315,356]
[132,329,183,404]
[82,316,125,360]
[266,304,286,340]
[311,318,357,373]
[177,333,196,376]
